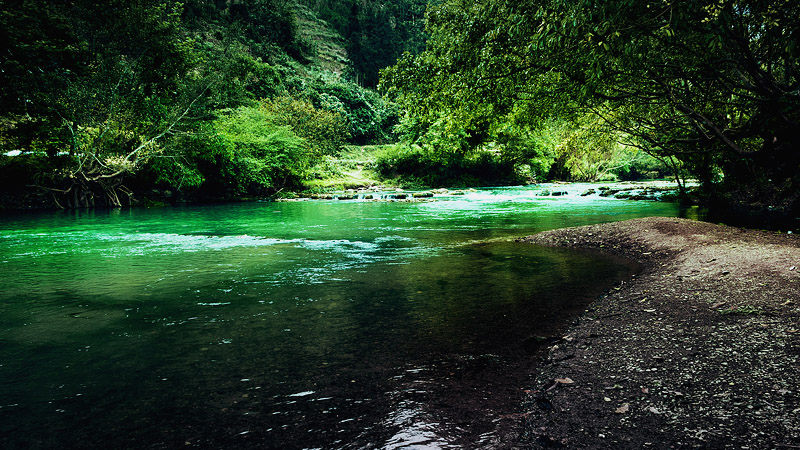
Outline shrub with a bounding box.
[259,96,349,157]
[374,143,520,187]
[309,80,398,144]
[613,150,672,180]
[212,106,307,195]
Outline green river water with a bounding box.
[0,184,695,449]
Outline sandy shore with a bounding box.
[516,217,800,449]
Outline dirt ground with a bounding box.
[514,217,800,449]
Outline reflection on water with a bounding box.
[0,185,678,449]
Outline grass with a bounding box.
[302,145,392,192]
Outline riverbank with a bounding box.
[517,217,800,449]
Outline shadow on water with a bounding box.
[0,241,638,449]
[0,186,683,449]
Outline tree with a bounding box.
[260,96,350,157]
[208,105,308,196]
[299,0,429,87]
[1,0,201,207]
[382,0,800,213]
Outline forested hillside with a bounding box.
[2,0,797,222]
[299,0,428,87]
[0,0,423,208]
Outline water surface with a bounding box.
[0,185,686,449]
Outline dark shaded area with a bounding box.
[0,240,638,449]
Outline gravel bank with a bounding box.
[516,217,800,449]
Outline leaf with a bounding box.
[554,377,574,384]
[615,403,630,414]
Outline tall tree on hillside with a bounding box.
[300,0,429,87]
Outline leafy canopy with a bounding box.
[383,0,800,208]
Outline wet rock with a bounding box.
[536,433,566,448]
[581,189,597,196]
[535,397,554,411]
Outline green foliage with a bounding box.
[310,81,398,144]
[613,151,672,182]
[0,0,205,207]
[527,116,671,182]
[382,0,800,212]
[0,152,70,204]
[209,106,308,196]
[144,156,206,191]
[260,96,349,157]
[1,0,421,207]
[299,0,429,87]
[183,0,307,60]
[373,143,520,187]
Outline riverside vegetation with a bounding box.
[0,0,421,208]
[4,0,797,225]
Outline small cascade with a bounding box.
[308,191,441,201]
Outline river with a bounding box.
[0,184,695,449]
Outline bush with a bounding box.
[373,144,520,187]
[0,152,68,207]
[309,80,398,145]
[259,96,349,157]
[211,106,307,195]
[613,150,672,180]
[139,106,308,200]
